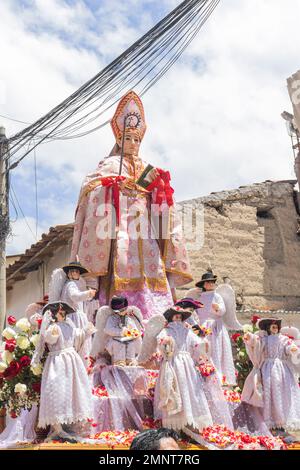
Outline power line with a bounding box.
[4,0,220,171]
[0,114,30,125]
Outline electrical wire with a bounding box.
[3,0,220,171]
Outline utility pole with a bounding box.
[0,126,8,333]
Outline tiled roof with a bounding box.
[6,223,74,290]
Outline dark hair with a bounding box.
[49,306,66,322]
[130,428,179,450]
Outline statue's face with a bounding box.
[121,129,140,156]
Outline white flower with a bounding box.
[16,318,31,333]
[0,362,7,373]
[2,350,13,364]
[2,327,16,340]
[238,351,245,359]
[242,324,253,333]
[30,334,40,347]
[16,336,30,350]
[31,363,42,376]
[14,383,27,395]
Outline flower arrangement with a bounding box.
[192,325,212,337]
[0,316,44,417]
[232,315,260,390]
[122,328,141,339]
[146,370,159,399]
[91,430,139,449]
[223,389,241,403]
[201,425,287,450]
[92,386,109,398]
[196,360,216,378]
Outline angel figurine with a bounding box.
[139,307,213,435]
[187,269,242,385]
[242,318,300,433]
[31,302,96,442]
[90,296,143,367]
[48,261,96,366]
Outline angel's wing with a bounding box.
[90,306,112,357]
[185,287,201,300]
[48,268,67,302]
[138,314,166,364]
[127,306,144,332]
[281,326,300,376]
[25,303,40,319]
[216,283,242,330]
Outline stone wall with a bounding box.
[178,180,300,314]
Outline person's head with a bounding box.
[130,428,180,450]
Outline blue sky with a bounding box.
[1,0,300,254]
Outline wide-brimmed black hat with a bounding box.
[42,302,75,315]
[257,318,282,332]
[163,306,191,323]
[110,295,128,312]
[175,298,204,310]
[195,270,217,288]
[62,261,89,275]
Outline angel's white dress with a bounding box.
[104,314,142,363]
[154,322,213,431]
[61,279,92,365]
[38,321,93,428]
[187,288,236,385]
[243,332,300,431]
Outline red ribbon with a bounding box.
[147,168,174,207]
[101,176,126,226]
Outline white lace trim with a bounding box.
[162,414,212,431]
[38,413,92,429]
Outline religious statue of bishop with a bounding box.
[70,91,193,319]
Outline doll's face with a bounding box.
[270,324,279,335]
[54,308,66,322]
[121,129,141,156]
[203,281,216,291]
[117,307,128,317]
[172,314,183,323]
[68,268,80,280]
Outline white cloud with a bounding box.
[1,0,299,254]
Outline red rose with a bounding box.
[251,315,260,325]
[231,333,241,343]
[3,361,20,379]
[19,355,31,368]
[10,411,18,419]
[37,319,42,329]
[32,382,41,393]
[5,339,16,352]
[7,316,16,326]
